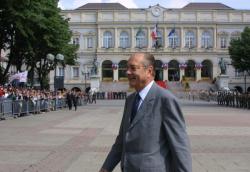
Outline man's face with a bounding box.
[126,54,152,91]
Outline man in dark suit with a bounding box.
[99,53,192,172]
[66,91,72,110]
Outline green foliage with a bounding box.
[0,0,78,87]
[229,27,250,74]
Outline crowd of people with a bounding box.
[0,86,90,104]
[0,85,129,119]
[174,88,250,110]
[217,91,250,109]
[0,85,86,118]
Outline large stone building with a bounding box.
[52,2,250,92]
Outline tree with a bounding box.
[0,0,78,88]
[28,0,78,89]
[0,0,36,82]
[229,27,250,75]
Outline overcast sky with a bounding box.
[58,0,250,10]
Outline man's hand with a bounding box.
[99,168,109,172]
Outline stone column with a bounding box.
[131,27,135,48]
[196,68,201,81]
[164,27,168,48]
[114,28,118,48]
[197,27,200,49]
[180,69,185,81]
[148,27,151,48]
[163,69,168,81]
[113,69,118,81]
[98,27,101,48]
[213,27,217,50]
[181,27,185,48]
[79,34,83,50]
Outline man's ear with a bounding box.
[147,65,154,76]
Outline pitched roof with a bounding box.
[75,3,128,10]
[182,3,234,10]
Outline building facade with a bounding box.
[54,2,250,92]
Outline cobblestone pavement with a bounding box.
[0,99,250,172]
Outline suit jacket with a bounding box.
[102,82,192,172]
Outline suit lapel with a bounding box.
[124,94,134,130]
[129,83,157,130]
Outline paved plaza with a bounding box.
[0,99,250,172]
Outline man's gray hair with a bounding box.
[142,53,155,70]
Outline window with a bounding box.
[185,31,195,48]
[168,32,179,48]
[73,37,79,45]
[136,30,147,48]
[230,35,240,41]
[119,31,129,48]
[118,60,127,80]
[72,67,79,78]
[201,31,213,49]
[103,31,113,48]
[87,37,93,48]
[58,67,64,76]
[220,36,227,49]
[102,60,113,81]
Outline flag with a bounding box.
[9,71,28,83]
[19,71,28,82]
[168,28,175,37]
[151,24,158,40]
[9,73,21,83]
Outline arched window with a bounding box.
[102,60,113,81]
[119,31,129,48]
[168,32,180,48]
[185,31,195,48]
[155,60,163,81]
[230,31,240,41]
[235,86,243,93]
[201,60,213,78]
[136,30,147,48]
[220,36,227,49]
[218,31,229,49]
[118,60,127,80]
[168,60,180,81]
[103,31,113,48]
[201,31,213,49]
[185,60,195,79]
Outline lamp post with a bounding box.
[46,53,64,91]
[82,70,89,91]
[244,70,247,93]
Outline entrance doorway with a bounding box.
[168,60,180,81]
[155,60,163,81]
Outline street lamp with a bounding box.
[81,70,89,92]
[244,70,247,93]
[46,53,64,91]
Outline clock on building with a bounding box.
[151,6,161,17]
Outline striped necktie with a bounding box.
[130,93,141,123]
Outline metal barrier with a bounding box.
[0,97,86,120]
[2,99,13,117]
[0,100,4,119]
